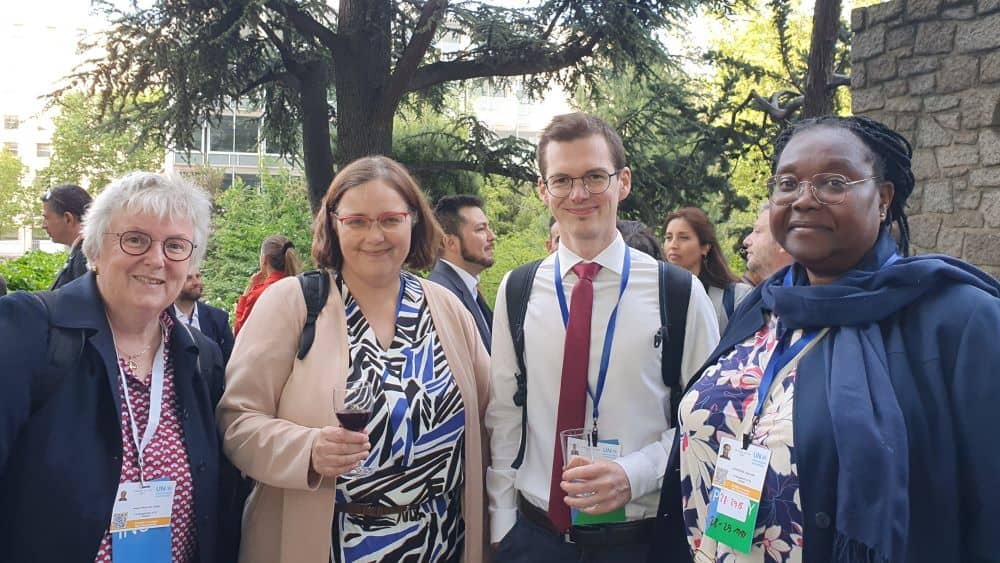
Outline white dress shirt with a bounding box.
[440,258,481,296]
[485,234,720,542]
[173,303,201,331]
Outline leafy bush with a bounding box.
[0,250,67,291]
[201,172,315,314]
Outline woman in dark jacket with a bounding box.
[0,172,235,562]
[667,116,1000,563]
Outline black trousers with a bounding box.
[494,515,651,563]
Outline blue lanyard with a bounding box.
[745,254,901,448]
[554,246,631,443]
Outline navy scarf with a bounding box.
[760,230,1000,562]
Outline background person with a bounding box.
[233,234,302,336]
[0,273,6,296]
[546,217,560,254]
[430,194,497,352]
[487,112,719,563]
[218,156,490,563]
[663,207,750,333]
[673,115,1000,563]
[616,219,662,260]
[41,183,93,290]
[0,172,231,562]
[174,269,236,363]
[741,203,792,286]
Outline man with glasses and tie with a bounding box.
[429,194,497,353]
[173,269,235,364]
[485,112,719,562]
[41,184,92,290]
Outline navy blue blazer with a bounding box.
[0,273,229,563]
[195,301,235,364]
[428,260,493,353]
[652,268,1000,562]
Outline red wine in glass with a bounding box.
[335,409,372,432]
[334,380,375,478]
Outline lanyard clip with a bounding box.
[590,419,599,446]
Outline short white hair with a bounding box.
[82,172,213,268]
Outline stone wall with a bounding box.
[851,0,1000,276]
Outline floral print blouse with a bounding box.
[678,313,826,563]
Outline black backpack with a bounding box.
[504,259,692,469]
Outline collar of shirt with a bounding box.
[555,232,627,280]
[441,258,481,296]
[173,303,200,329]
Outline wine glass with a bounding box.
[333,380,374,478]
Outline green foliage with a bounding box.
[572,66,746,227]
[0,250,67,291]
[67,0,740,208]
[478,180,549,304]
[0,149,32,235]
[34,92,163,192]
[201,171,315,313]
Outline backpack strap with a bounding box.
[297,270,331,360]
[31,291,86,414]
[723,283,736,320]
[505,259,542,470]
[655,261,691,425]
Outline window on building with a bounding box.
[208,114,235,152]
[3,115,19,129]
[234,116,260,153]
[36,143,52,158]
[2,142,17,156]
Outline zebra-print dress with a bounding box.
[332,272,466,563]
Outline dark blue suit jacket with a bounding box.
[652,271,1000,562]
[0,273,233,562]
[428,260,493,353]
[194,301,235,364]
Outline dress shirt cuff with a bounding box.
[613,439,670,501]
[487,466,518,542]
[490,507,518,543]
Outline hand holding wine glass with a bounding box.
[309,380,374,479]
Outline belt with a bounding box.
[516,493,654,547]
[336,502,419,517]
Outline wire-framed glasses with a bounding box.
[543,169,622,198]
[106,231,196,261]
[768,173,879,206]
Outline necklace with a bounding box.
[118,343,153,372]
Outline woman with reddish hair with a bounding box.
[233,234,303,335]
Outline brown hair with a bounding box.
[261,234,303,276]
[537,112,626,179]
[663,207,738,290]
[312,155,443,271]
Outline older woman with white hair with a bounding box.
[0,172,233,562]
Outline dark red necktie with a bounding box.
[548,261,602,532]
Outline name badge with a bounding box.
[704,437,771,553]
[110,479,176,563]
[566,437,627,526]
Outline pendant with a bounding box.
[126,359,139,372]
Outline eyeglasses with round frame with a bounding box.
[767,173,880,206]
[543,169,622,198]
[330,210,415,232]
[105,231,196,261]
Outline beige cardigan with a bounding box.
[218,273,491,563]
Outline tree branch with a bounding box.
[405,34,602,93]
[379,0,449,121]
[239,68,294,95]
[265,0,344,54]
[406,159,536,183]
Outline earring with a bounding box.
[879,206,887,221]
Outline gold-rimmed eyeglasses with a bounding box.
[767,173,880,206]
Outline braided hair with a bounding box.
[771,115,915,255]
